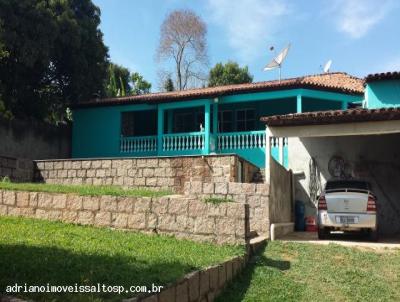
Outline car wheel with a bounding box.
[369,230,378,242]
[318,228,329,240]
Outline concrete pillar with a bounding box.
[204,103,211,154]
[279,137,284,165]
[157,107,164,155]
[265,126,271,183]
[296,94,302,113]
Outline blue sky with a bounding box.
[93,0,400,91]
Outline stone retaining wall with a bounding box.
[0,190,249,245]
[34,155,258,194]
[125,255,247,302]
[184,181,270,237]
[0,156,33,182]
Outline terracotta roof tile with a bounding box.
[365,71,400,83]
[260,107,400,127]
[73,72,364,108]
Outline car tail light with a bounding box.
[318,195,327,210]
[367,195,376,213]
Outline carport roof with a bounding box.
[261,107,400,127]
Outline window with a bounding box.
[174,109,205,133]
[236,109,255,131]
[121,111,157,137]
[218,110,233,132]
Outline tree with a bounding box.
[0,0,108,122]
[157,10,208,90]
[105,63,131,97]
[163,77,175,92]
[105,63,151,97]
[131,72,151,95]
[208,61,253,87]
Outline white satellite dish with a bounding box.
[264,44,291,82]
[323,60,332,73]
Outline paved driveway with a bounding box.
[280,232,400,250]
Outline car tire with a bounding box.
[369,230,378,242]
[318,228,329,240]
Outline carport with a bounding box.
[262,108,400,237]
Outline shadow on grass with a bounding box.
[0,244,195,302]
[216,242,290,302]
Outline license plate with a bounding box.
[336,216,358,224]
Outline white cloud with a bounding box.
[206,0,290,61]
[330,0,394,39]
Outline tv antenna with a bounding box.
[322,59,332,73]
[264,43,291,82]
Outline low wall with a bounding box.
[184,181,270,237]
[34,155,258,194]
[0,190,249,245]
[0,116,71,160]
[269,157,293,224]
[126,255,247,302]
[0,156,33,182]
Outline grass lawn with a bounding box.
[217,241,400,302]
[0,181,171,198]
[0,216,244,302]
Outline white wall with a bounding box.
[288,134,400,235]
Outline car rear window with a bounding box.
[325,180,370,191]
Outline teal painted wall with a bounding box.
[302,97,343,112]
[366,80,400,109]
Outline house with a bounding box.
[70,72,363,169]
[262,71,400,236]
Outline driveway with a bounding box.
[280,231,400,250]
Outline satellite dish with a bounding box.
[323,60,332,73]
[264,44,291,82]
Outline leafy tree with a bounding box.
[105,64,151,97]
[163,77,175,92]
[131,72,151,95]
[157,10,208,90]
[0,0,108,122]
[208,61,253,87]
[105,63,131,97]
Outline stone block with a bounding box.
[92,160,102,169]
[145,178,157,187]
[62,210,78,223]
[134,177,146,186]
[226,203,244,218]
[82,161,91,169]
[16,192,30,207]
[96,169,106,177]
[188,200,208,217]
[0,204,7,215]
[187,271,200,302]
[147,213,157,229]
[127,213,146,229]
[100,196,118,212]
[228,183,243,195]
[115,197,133,213]
[67,170,76,178]
[44,162,54,170]
[134,197,151,213]
[53,194,67,209]
[86,170,96,178]
[216,217,236,235]
[94,211,111,226]
[71,161,82,169]
[190,181,202,194]
[101,160,112,169]
[3,191,16,206]
[194,217,215,234]
[152,196,169,214]
[256,183,269,195]
[77,170,86,178]
[38,193,53,208]
[112,213,129,228]
[77,211,94,225]
[202,183,214,194]
[158,214,176,231]
[168,198,188,215]
[54,161,63,170]
[82,196,100,211]
[67,195,82,210]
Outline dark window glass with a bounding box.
[218,110,233,132]
[236,109,256,131]
[325,180,370,191]
[121,111,157,137]
[121,112,135,136]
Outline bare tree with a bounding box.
[157,10,208,90]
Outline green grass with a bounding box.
[0,216,244,302]
[217,241,400,302]
[0,181,171,198]
[204,197,234,204]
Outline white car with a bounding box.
[317,179,378,241]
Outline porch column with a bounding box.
[341,101,347,110]
[265,126,271,183]
[212,102,218,134]
[204,103,211,154]
[279,137,284,165]
[167,110,173,133]
[296,94,302,113]
[157,107,164,155]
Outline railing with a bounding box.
[120,136,157,153]
[162,132,205,152]
[217,131,266,150]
